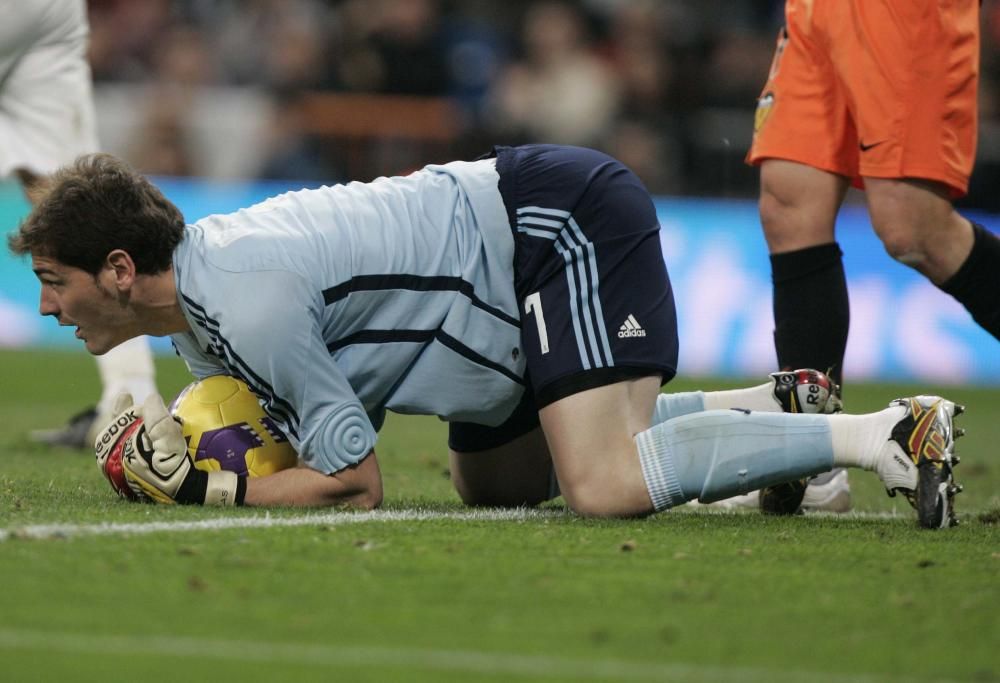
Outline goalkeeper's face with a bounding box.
[32,254,137,355]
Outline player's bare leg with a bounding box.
[449,428,556,507]
[759,160,847,253]
[866,177,1000,340]
[539,375,661,517]
[864,178,973,284]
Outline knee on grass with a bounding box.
[451,472,551,508]
[557,471,652,519]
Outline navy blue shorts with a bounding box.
[449,144,679,452]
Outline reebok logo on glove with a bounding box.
[94,409,138,460]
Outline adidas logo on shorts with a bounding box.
[618,314,646,338]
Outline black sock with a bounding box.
[940,223,1000,340]
[770,243,850,386]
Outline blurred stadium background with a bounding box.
[2,0,999,384]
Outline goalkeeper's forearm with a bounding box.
[243,452,383,509]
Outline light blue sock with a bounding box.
[652,391,706,424]
[636,410,835,510]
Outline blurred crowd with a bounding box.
[86,0,1000,208]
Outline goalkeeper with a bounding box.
[8,146,964,527]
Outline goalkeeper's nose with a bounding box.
[39,288,60,318]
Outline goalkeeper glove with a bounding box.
[94,393,143,501]
[113,393,247,505]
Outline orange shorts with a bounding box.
[746,0,979,197]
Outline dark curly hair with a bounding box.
[7,153,185,275]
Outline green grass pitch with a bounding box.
[1,349,998,682]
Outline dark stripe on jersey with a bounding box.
[181,297,212,329]
[180,294,302,439]
[322,274,519,328]
[326,328,524,386]
[435,330,524,385]
[326,329,435,353]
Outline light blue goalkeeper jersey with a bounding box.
[170,159,525,474]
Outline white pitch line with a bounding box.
[0,507,569,542]
[0,507,917,542]
[0,628,963,683]
[685,506,910,521]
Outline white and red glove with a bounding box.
[94,393,246,506]
[94,393,144,501]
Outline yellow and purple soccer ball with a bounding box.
[170,375,297,478]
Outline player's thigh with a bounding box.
[759,159,848,253]
[448,389,553,507]
[449,426,553,507]
[503,145,678,517]
[539,374,661,517]
[864,177,973,282]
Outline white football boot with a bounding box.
[874,396,964,528]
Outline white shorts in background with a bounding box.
[0,0,97,177]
